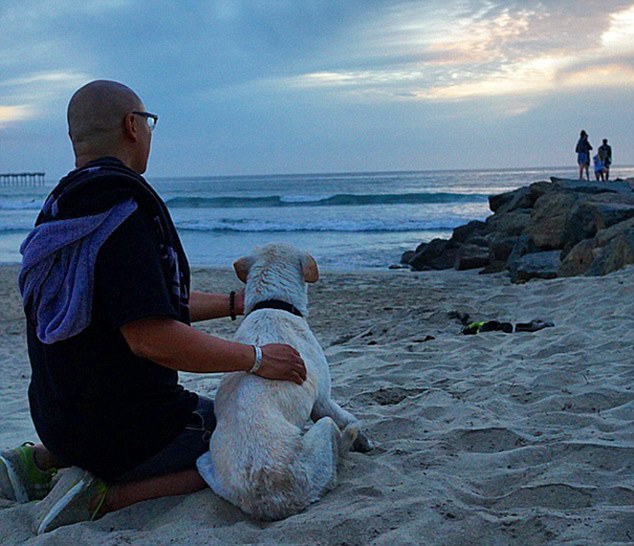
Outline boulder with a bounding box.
[400,173,634,280]
[489,187,527,213]
[561,200,634,256]
[506,235,539,276]
[400,250,416,265]
[586,227,634,276]
[525,191,581,249]
[408,238,459,271]
[454,244,490,271]
[465,236,489,248]
[525,181,555,204]
[486,234,519,262]
[414,241,428,253]
[485,209,531,236]
[559,217,634,276]
[551,177,634,195]
[558,239,597,277]
[479,260,507,274]
[489,181,552,215]
[451,220,488,244]
[510,251,561,283]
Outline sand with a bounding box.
[0,263,632,545]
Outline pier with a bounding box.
[0,172,46,187]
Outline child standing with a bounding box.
[593,154,605,181]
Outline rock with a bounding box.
[506,235,540,277]
[559,217,634,276]
[451,220,488,244]
[487,234,519,262]
[400,250,415,265]
[586,227,634,276]
[525,191,581,249]
[401,173,634,280]
[489,181,552,215]
[479,260,507,274]
[551,177,634,195]
[489,187,526,213]
[558,239,597,277]
[453,244,490,271]
[561,200,634,256]
[465,236,489,248]
[510,251,561,283]
[408,238,459,271]
[414,241,428,253]
[524,181,555,206]
[485,209,531,236]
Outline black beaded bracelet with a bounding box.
[229,290,237,321]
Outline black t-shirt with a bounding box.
[27,206,198,480]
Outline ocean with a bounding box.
[3,166,634,270]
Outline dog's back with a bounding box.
[197,244,358,520]
[200,310,331,519]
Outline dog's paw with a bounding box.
[352,431,374,453]
[339,422,359,456]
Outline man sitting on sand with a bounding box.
[0,80,306,534]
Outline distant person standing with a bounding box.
[598,138,612,180]
[575,130,592,181]
[593,154,605,181]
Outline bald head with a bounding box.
[67,80,152,172]
[68,80,142,146]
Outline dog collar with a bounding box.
[250,299,303,318]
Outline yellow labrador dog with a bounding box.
[197,243,371,520]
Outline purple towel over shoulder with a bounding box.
[19,198,138,344]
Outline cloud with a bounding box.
[0,70,90,127]
[425,6,536,63]
[2,0,634,176]
[558,62,634,88]
[601,4,634,52]
[0,71,88,89]
[271,0,634,111]
[0,105,34,126]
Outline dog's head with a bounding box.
[233,243,318,316]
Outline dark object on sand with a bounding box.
[461,320,514,335]
[449,311,555,335]
[448,310,471,325]
[515,319,555,332]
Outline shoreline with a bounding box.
[1,264,633,544]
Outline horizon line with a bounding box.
[146,165,634,182]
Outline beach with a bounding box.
[0,263,633,545]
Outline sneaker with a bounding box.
[0,442,57,502]
[33,466,108,534]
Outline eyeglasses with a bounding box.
[131,111,158,131]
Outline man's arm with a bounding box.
[188,290,244,322]
[120,317,306,385]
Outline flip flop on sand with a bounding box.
[514,320,555,333]
[461,320,514,335]
[459,317,554,335]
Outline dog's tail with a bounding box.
[241,451,312,521]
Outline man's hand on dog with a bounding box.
[256,344,307,385]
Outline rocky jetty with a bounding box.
[401,177,634,282]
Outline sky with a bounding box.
[1,0,634,179]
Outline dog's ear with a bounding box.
[233,256,253,283]
[301,253,319,283]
